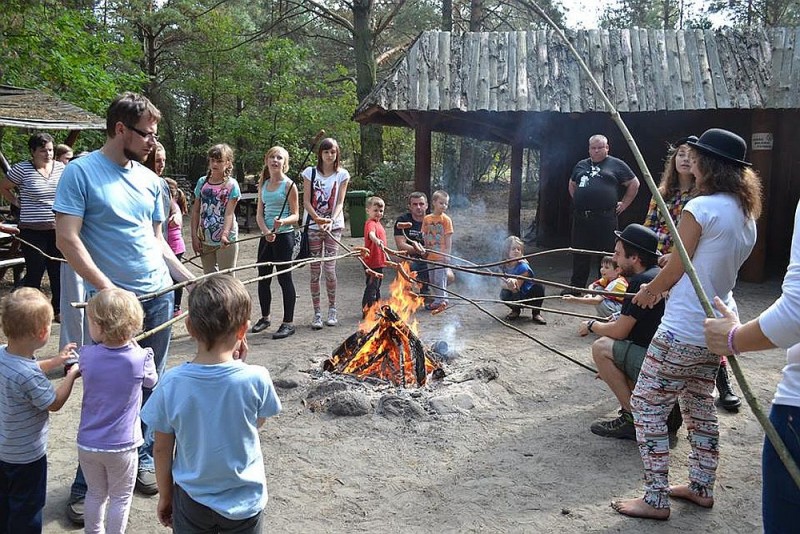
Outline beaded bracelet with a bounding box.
[727,325,741,356]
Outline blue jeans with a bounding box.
[762,403,800,533]
[70,292,173,500]
[0,456,47,533]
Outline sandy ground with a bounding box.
[5,193,784,533]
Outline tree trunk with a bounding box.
[353,0,383,178]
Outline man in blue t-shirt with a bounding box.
[565,135,640,294]
[54,92,195,525]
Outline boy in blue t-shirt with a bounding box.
[0,288,81,532]
[141,275,281,532]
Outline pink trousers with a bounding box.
[78,448,138,534]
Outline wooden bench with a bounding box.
[0,256,24,284]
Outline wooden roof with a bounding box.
[0,85,105,130]
[355,28,800,124]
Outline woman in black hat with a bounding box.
[612,128,762,520]
[643,136,742,411]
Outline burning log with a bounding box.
[325,305,444,387]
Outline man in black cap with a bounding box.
[565,134,640,294]
[578,224,680,441]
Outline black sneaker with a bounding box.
[272,323,296,339]
[590,411,636,440]
[66,497,85,526]
[251,317,271,334]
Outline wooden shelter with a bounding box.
[0,85,105,173]
[354,28,800,281]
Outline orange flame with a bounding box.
[329,263,438,386]
[359,263,423,333]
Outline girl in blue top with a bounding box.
[252,146,299,339]
[190,144,241,274]
[500,236,546,325]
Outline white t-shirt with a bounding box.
[658,193,756,346]
[760,200,800,407]
[301,166,350,231]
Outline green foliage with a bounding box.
[707,0,800,27]
[0,0,146,161]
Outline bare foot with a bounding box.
[611,498,670,520]
[669,484,714,508]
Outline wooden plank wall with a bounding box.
[362,28,796,116]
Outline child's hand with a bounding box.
[233,336,249,362]
[169,212,181,227]
[58,343,78,364]
[157,495,173,528]
[413,242,426,255]
[191,236,202,255]
[578,321,591,337]
[221,235,232,247]
[316,217,332,231]
[65,362,82,379]
[272,216,283,233]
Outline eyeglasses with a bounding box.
[125,124,159,142]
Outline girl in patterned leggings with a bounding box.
[301,138,350,329]
[613,129,762,520]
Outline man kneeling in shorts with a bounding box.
[578,224,681,443]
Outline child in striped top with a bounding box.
[562,255,628,318]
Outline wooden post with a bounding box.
[740,110,775,282]
[414,118,432,200]
[509,141,523,236]
[65,130,81,147]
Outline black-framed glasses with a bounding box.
[125,124,159,142]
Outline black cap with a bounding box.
[614,224,661,257]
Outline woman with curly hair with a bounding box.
[614,129,762,520]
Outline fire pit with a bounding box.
[324,269,444,387]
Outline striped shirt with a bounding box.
[0,346,55,464]
[7,160,64,227]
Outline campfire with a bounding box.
[324,267,444,387]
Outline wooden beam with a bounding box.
[508,141,523,236]
[64,130,81,147]
[740,110,775,282]
[414,119,432,200]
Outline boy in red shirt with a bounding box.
[362,196,387,314]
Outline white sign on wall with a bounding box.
[752,132,773,151]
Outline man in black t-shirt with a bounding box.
[393,191,429,291]
[565,135,640,293]
[576,224,680,442]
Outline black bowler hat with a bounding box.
[673,135,698,147]
[614,224,661,257]
[687,128,751,167]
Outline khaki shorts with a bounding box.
[612,339,648,382]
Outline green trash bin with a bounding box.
[346,190,372,238]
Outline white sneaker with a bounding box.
[326,307,338,326]
[311,312,323,330]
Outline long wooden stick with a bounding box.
[390,248,635,299]
[388,261,598,374]
[518,0,800,488]
[74,251,357,310]
[134,251,359,342]
[12,236,67,263]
